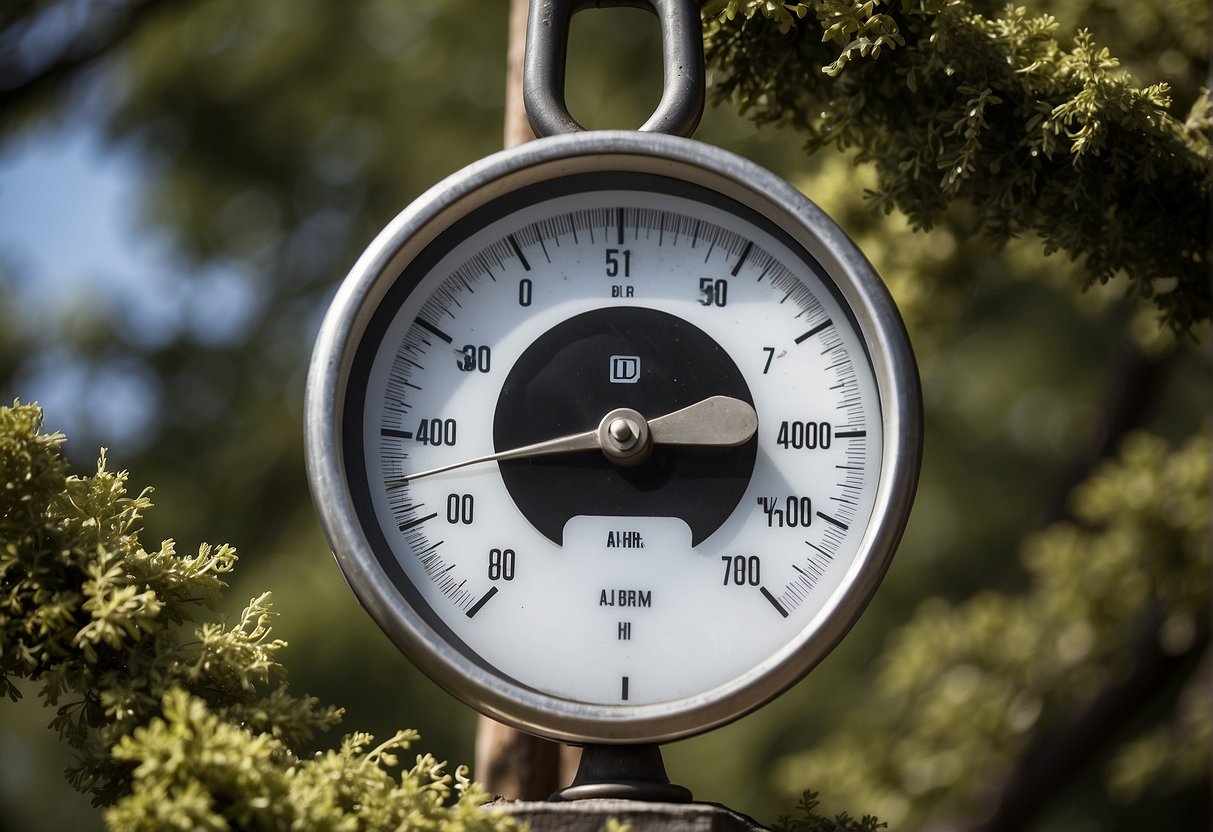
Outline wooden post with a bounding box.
[473,0,575,799]
[504,0,536,149]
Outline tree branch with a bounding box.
[1042,337,1170,527]
[928,611,1210,832]
[503,0,536,149]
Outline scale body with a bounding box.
[305,129,922,754]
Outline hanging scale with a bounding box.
[306,0,921,803]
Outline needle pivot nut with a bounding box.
[598,407,652,467]
[608,418,638,444]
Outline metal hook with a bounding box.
[523,0,705,138]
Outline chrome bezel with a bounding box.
[305,131,921,744]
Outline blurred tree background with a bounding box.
[0,1,1207,830]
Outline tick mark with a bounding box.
[398,512,437,532]
[415,318,453,344]
[506,234,530,271]
[805,540,834,560]
[621,676,630,700]
[466,586,499,619]
[731,240,753,276]
[381,428,413,439]
[796,318,833,344]
[760,586,789,618]
[835,430,867,438]
[816,511,849,530]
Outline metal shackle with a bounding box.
[523,0,706,138]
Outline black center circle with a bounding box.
[493,307,757,546]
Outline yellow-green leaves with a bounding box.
[106,688,501,832]
[704,0,1211,331]
[775,430,1211,827]
[190,592,287,693]
[0,401,516,832]
[703,2,811,33]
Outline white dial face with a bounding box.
[345,172,882,708]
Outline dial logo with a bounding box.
[610,355,641,383]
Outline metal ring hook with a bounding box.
[523,0,705,138]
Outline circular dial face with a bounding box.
[311,135,920,743]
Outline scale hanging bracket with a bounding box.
[523,0,706,138]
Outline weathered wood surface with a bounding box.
[488,799,771,832]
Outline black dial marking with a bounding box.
[621,676,630,700]
[731,240,753,276]
[816,511,849,530]
[760,586,790,618]
[506,234,530,271]
[807,540,833,559]
[381,428,414,439]
[796,318,833,344]
[792,563,818,582]
[835,430,867,438]
[398,512,437,532]
[415,318,453,344]
[466,586,498,618]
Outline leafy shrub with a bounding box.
[0,401,515,832]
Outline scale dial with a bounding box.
[306,131,920,743]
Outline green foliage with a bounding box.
[773,791,886,832]
[774,430,1211,827]
[2,0,1209,827]
[0,401,515,831]
[703,0,1210,332]
[106,694,494,832]
[1105,667,1210,802]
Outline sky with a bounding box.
[1,125,145,293]
[0,118,259,454]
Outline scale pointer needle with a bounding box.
[390,395,757,485]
